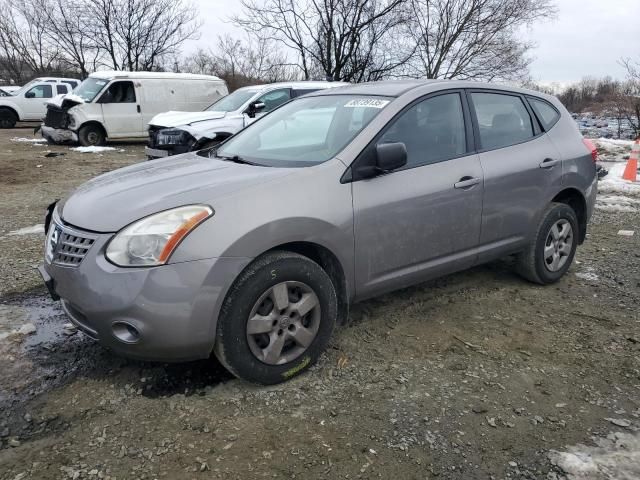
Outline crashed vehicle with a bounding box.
[0,78,79,128]
[145,81,347,159]
[41,71,228,146]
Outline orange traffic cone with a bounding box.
[622,138,639,182]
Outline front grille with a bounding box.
[44,106,68,128]
[148,125,160,148]
[47,223,96,267]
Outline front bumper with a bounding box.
[40,221,251,362]
[41,125,77,144]
[145,144,192,159]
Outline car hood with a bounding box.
[60,152,293,232]
[149,110,227,128]
[46,93,85,109]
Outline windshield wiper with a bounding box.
[213,153,256,165]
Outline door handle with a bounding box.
[454,176,481,189]
[539,158,560,169]
[137,105,141,113]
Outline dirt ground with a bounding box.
[0,126,639,480]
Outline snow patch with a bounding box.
[7,224,45,235]
[576,272,599,282]
[594,138,634,163]
[549,431,640,480]
[11,137,46,143]
[575,266,599,282]
[598,163,640,197]
[70,146,117,153]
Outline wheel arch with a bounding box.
[263,241,350,325]
[0,105,20,121]
[191,131,234,150]
[551,188,587,244]
[78,120,107,138]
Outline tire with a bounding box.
[516,202,579,285]
[0,109,17,129]
[214,251,337,384]
[78,124,106,146]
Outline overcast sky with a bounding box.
[186,0,639,85]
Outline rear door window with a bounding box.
[527,97,560,131]
[57,85,68,95]
[292,89,320,98]
[470,92,535,150]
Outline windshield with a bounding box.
[206,89,259,112]
[74,77,110,102]
[12,79,40,96]
[216,95,391,167]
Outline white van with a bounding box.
[0,77,80,128]
[41,71,227,146]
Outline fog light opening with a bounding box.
[112,321,141,344]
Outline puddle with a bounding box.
[0,295,70,347]
[0,291,234,447]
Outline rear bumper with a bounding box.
[41,125,77,144]
[40,226,251,361]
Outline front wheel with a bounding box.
[516,202,579,284]
[78,124,105,146]
[0,109,17,129]
[214,251,337,384]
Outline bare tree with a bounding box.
[88,0,201,71]
[404,0,556,81]
[29,0,99,78]
[233,0,410,82]
[0,0,60,82]
[181,34,299,90]
[618,60,640,136]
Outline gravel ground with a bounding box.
[0,127,639,480]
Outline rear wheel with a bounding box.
[214,251,337,384]
[0,109,17,129]
[516,202,579,284]
[78,124,105,146]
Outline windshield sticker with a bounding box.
[344,99,390,109]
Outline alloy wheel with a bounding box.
[246,281,321,365]
[544,219,573,272]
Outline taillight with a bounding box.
[582,138,598,162]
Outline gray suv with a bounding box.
[39,80,597,384]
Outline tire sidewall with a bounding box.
[79,125,105,146]
[0,110,17,129]
[217,254,337,384]
[534,204,579,283]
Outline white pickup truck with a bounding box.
[0,77,79,128]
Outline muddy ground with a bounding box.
[0,127,639,480]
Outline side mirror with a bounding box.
[353,142,407,180]
[376,142,407,172]
[25,91,35,98]
[247,101,266,118]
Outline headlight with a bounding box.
[106,205,213,267]
[157,129,189,146]
[67,115,76,128]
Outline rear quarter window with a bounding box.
[527,97,560,131]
